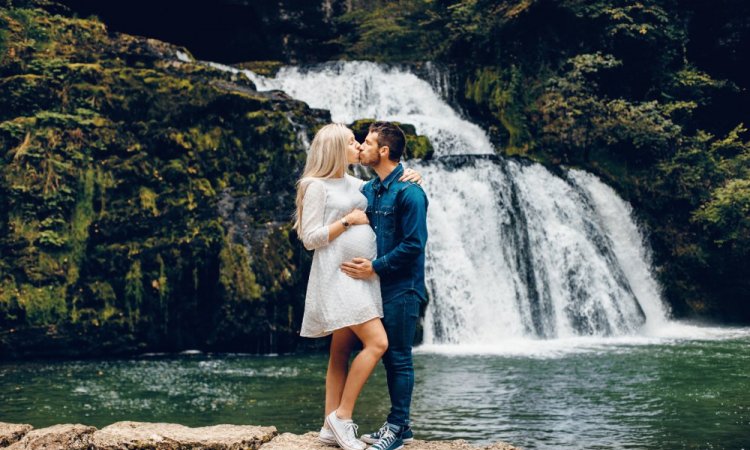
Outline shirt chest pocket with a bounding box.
[368,205,396,237]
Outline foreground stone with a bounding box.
[0,423,519,450]
[6,424,96,450]
[263,432,519,450]
[0,424,33,447]
[92,422,278,450]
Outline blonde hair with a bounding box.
[293,123,352,235]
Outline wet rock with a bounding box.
[260,432,327,450]
[6,424,96,450]
[260,432,520,450]
[233,61,284,77]
[110,33,193,63]
[0,423,33,447]
[91,421,277,450]
[0,423,519,450]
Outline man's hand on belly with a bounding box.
[341,257,376,279]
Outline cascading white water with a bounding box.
[504,162,649,338]
[220,60,670,344]
[566,170,671,331]
[241,61,494,156]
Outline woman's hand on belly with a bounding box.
[345,208,369,225]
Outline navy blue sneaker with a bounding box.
[367,426,403,450]
[362,422,413,445]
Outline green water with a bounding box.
[1,327,749,449]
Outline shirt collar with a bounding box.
[374,163,404,192]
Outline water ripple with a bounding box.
[1,334,749,449]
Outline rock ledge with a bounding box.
[0,422,519,450]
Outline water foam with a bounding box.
[417,324,750,358]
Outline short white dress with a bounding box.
[299,174,383,338]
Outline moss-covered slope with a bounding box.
[0,6,330,357]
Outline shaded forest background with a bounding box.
[1,0,748,357]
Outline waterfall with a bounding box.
[240,61,494,156]
[566,170,670,332]
[223,60,670,344]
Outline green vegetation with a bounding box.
[0,5,327,356]
[233,61,284,77]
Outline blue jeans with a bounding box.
[381,292,420,427]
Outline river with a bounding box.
[2,324,749,449]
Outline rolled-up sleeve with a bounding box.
[372,185,428,275]
[300,181,330,251]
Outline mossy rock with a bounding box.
[0,74,59,121]
[407,134,434,160]
[233,60,284,77]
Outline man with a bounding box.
[341,121,428,450]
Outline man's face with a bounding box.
[359,131,382,167]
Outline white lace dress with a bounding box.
[299,174,382,338]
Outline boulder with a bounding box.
[259,432,327,450]
[91,421,277,450]
[6,424,96,450]
[0,423,33,447]
[259,432,520,450]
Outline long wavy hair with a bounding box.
[293,123,351,235]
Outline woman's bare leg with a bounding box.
[335,318,388,420]
[325,327,358,422]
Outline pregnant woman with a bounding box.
[294,123,419,450]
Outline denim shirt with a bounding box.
[362,164,429,302]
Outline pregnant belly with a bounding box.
[335,224,377,262]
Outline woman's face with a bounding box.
[346,131,361,165]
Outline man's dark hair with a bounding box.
[369,121,406,161]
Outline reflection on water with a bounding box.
[2,327,749,449]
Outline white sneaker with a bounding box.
[325,410,366,450]
[318,425,337,445]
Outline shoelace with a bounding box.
[344,421,360,443]
[373,428,397,450]
[374,422,389,439]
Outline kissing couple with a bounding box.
[294,121,428,450]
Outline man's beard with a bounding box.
[361,152,379,167]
